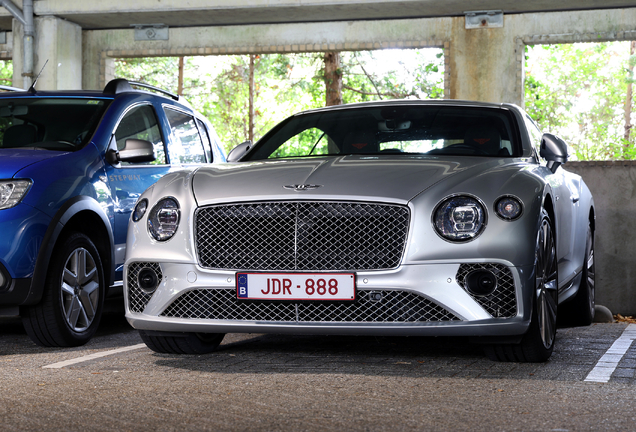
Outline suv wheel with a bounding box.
[21,232,105,347]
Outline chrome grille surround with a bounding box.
[127,262,163,313]
[195,201,410,271]
[456,263,517,318]
[160,288,461,323]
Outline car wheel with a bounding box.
[485,209,558,362]
[139,330,225,354]
[560,222,595,326]
[21,232,105,347]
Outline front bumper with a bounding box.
[125,260,536,337]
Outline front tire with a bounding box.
[139,330,225,354]
[560,222,595,326]
[21,233,105,347]
[485,210,558,362]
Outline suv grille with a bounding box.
[195,201,410,271]
[456,263,517,318]
[160,289,461,323]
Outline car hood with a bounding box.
[0,148,67,178]
[192,155,516,205]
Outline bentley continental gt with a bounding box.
[124,100,595,362]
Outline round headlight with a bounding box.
[495,196,523,221]
[148,198,180,241]
[132,198,148,222]
[433,195,486,242]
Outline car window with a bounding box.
[524,114,544,154]
[268,127,337,159]
[0,98,110,151]
[195,118,213,162]
[246,106,521,160]
[114,104,166,165]
[165,108,206,164]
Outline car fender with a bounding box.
[25,195,115,305]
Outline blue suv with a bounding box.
[0,79,225,347]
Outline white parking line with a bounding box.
[42,343,147,369]
[585,324,636,383]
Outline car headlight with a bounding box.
[494,195,523,221]
[0,180,32,210]
[433,195,486,242]
[148,197,180,241]
[132,198,148,222]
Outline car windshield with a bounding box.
[245,105,521,160]
[0,97,111,151]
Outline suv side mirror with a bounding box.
[540,133,568,173]
[119,139,156,163]
[227,140,252,162]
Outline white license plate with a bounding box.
[236,272,356,301]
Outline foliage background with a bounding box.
[525,41,635,160]
[115,50,444,153]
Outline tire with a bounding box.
[485,209,558,362]
[560,222,595,326]
[20,232,105,347]
[139,330,225,354]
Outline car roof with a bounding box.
[0,79,189,106]
[292,99,519,117]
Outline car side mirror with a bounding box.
[540,133,568,174]
[119,139,156,163]
[227,140,252,162]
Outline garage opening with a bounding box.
[525,41,636,161]
[114,49,444,153]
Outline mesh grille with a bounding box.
[160,288,461,323]
[127,262,163,313]
[195,201,410,271]
[456,263,517,318]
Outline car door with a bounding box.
[105,103,174,277]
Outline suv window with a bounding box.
[165,107,206,164]
[115,105,166,165]
[0,98,110,151]
[196,118,213,162]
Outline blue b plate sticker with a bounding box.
[236,272,355,301]
[237,273,249,298]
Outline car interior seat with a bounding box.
[2,124,38,148]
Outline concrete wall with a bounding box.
[565,162,636,315]
[81,8,636,104]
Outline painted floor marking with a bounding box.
[42,343,147,369]
[584,324,636,383]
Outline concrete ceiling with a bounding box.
[0,0,635,31]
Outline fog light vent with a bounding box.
[127,262,163,313]
[456,263,517,318]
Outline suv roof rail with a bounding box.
[102,78,179,101]
[0,84,24,92]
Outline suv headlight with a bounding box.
[433,195,486,242]
[0,180,32,210]
[148,197,180,241]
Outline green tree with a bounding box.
[0,60,13,88]
[525,42,633,160]
[116,49,444,153]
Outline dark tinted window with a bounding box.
[0,97,110,151]
[246,105,520,160]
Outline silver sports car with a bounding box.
[124,100,595,362]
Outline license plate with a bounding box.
[236,272,356,301]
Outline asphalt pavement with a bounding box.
[1,311,635,431]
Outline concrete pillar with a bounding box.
[448,17,518,103]
[13,16,81,90]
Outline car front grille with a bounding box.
[195,201,410,271]
[127,262,163,313]
[456,263,517,318]
[160,288,461,323]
